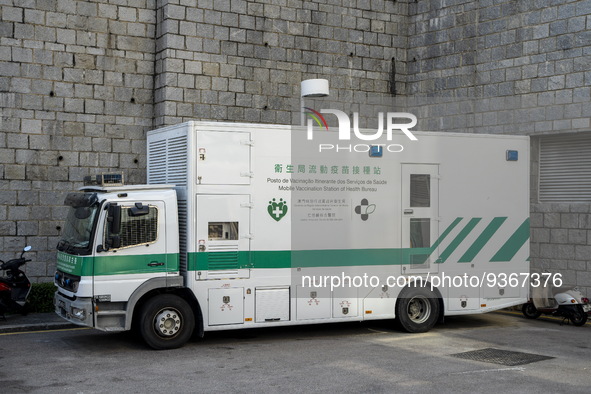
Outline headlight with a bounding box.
[71,307,86,320]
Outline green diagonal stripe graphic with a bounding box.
[438,218,481,263]
[490,218,530,262]
[458,217,507,263]
[431,217,463,250]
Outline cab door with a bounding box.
[93,200,171,301]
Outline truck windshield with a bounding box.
[57,193,100,255]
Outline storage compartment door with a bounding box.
[196,131,251,185]
[195,194,251,279]
[255,287,290,322]
[208,288,244,325]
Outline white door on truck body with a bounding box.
[196,131,251,185]
[401,164,439,274]
[195,194,251,279]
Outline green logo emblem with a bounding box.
[268,198,288,221]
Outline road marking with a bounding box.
[0,327,90,336]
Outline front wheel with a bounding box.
[395,286,440,333]
[139,294,195,350]
[521,302,541,319]
[569,305,588,326]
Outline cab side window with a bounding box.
[107,204,158,249]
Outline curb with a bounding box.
[0,321,79,334]
[0,313,79,334]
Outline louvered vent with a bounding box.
[207,245,239,270]
[148,135,188,186]
[177,199,188,272]
[539,134,591,202]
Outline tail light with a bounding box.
[0,282,10,291]
[582,297,589,304]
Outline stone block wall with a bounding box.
[1,0,409,281]
[1,0,590,291]
[531,202,591,290]
[407,0,591,136]
[0,0,156,279]
[153,0,408,127]
[406,0,591,295]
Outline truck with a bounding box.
[54,120,530,349]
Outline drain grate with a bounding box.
[450,348,554,366]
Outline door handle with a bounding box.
[147,261,165,267]
[404,209,414,214]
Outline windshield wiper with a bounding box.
[57,240,76,254]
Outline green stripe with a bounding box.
[57,252,93,276]
[438,218,481,263]
[94,253,179,275]
[188,217,466,270]
[57,252,180,276]
[458,217,507,263]
[431,217,463,250]
[490,218,530,262]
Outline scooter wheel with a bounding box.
[522,302,541,319]
[569,305,587,326]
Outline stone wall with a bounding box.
[153,0,408,127]
[1,0,590,291]
[0,0,156,279]
[0,0,409,281]
[405,0,591,295]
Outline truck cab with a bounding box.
[54,182,184,336]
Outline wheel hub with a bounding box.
[407,296,431,324]
[154,308,182,337]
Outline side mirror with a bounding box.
[20,245,32,258]
[101,204,122,252]
[129,202,149,217]
[107,204,121,235]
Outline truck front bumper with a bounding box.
[54,291,94,328]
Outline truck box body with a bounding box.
[146,121,529,327]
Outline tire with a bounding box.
[521,303,541,319]
[395,286,440,333]
[569,305,587,327]
[139,294,195,350]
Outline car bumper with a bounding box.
[54,291,94,327]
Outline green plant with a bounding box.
[26,282,57,313]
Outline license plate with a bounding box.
[583,304,591,313]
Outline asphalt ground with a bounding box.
[1,307,591,334]
[1,309,590,393]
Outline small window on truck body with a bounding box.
[208,222,239,240]
[106,205,159,249]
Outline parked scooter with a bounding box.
[522,274,590,326]
[0,246,32,318]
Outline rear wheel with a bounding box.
[569,305,587,326]
[139,294,195,350]
[395,286,439,333]
[521,302,541,319]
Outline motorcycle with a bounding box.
[522,275,590,326]
[0,246,33,318]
